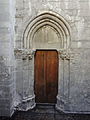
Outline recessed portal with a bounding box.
[34,50,58,103]
[21,11,71,111]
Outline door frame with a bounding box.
[14,11,71,111]
[34,49,59,104]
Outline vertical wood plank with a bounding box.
[35,50,58,103]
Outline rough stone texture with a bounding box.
[15,0,90,114]
[0,0,16,117]
[0,0,90,117]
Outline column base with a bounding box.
[16,95,36,111]
[56,95,70,113]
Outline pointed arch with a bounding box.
[23,11,71,49]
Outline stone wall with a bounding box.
[0,0,16,117]
[0,0,90,117]
[15,0,90,113]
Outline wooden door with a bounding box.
[35,50,58,103]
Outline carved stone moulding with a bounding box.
[23,11,71,50]
[15,95,36,111]
[58,49,71,60]
[14,11,72,112]
[14,49,35,60]
[14,48,71,61]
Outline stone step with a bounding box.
[31,104,57,114]
[36,103,55,109]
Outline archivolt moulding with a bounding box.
[23,11,71,50]
[14,11,71,112]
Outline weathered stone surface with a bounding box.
[0,0,16,117]
[0,0,90,117]
[15,0,90,114]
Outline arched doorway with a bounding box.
[15,11,71,111]
[23,11,70,49]
[34,50,58,103]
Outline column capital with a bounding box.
[14,49,36,60]
[58,49,70,60]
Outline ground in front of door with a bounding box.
[0,104,90,120]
